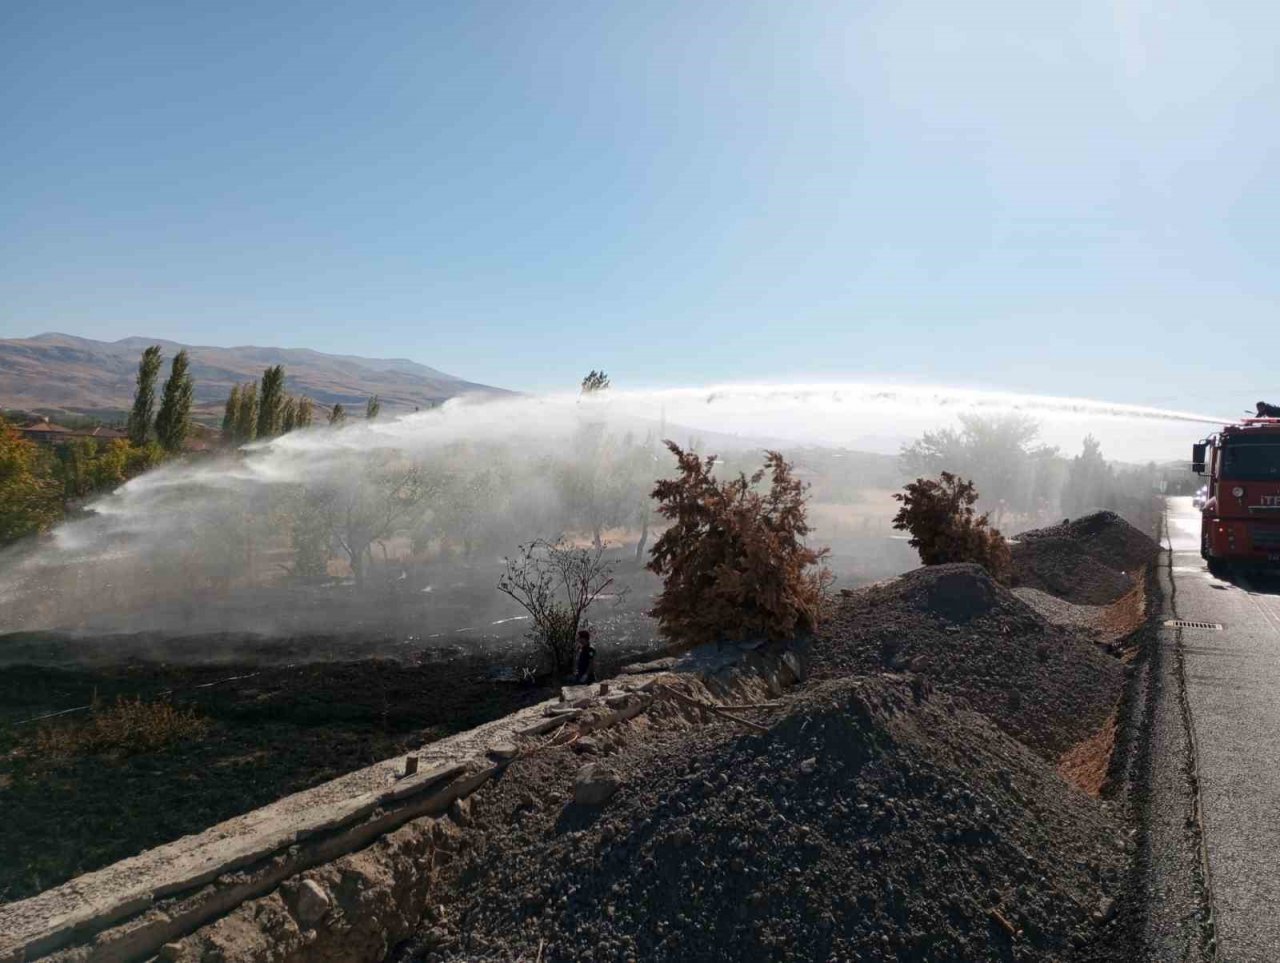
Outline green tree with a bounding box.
[365,395,381,420]
[256,365,286,440]
[234,382,259,444]
[155,350,194,453]
[581,370,610,393]
[900,414,1058,525]
[1062,435,1115,518]
[280,396,298,433]
[0,417,62,544]
[126,345,163,445]
[222,385,241,441]
[328,403,347,427]
[295,396,314,428]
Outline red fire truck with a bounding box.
[1194,418,1280,574]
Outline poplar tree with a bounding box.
[280,396,298,433]
[581,370,610,393]
[222,385,241,440]
[155,349,194,453]
[296,396,314,428]
[365,395,381,420]
[234,382,259,443]
[257,365,286,439]
[127,345,163,445]
[328,403,346,426]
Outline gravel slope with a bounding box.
[396,677,1134,963]
[812,564,1123,758]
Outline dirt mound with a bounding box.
[813,564,1123,758]
[398,677,1132,962]
[1011,512,1159,605]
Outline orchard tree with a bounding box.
[322,455,427,587]
[900,414,1058,525]
[155,349,194,453]
[0,417,62,544]
[127,345,163,445]
[1062,435,1114,517]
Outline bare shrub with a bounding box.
[892,472,1012,581]
[498,538,626,674]
[647,442,831,649]
[36,697,210,758]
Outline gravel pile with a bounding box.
[1011,512,1159,605]
[1012,587,1145,647]
[812,564,1123,758]
[397,677,1133,963]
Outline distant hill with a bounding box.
[0,333,509,422]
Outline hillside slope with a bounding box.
[0,332,508,419]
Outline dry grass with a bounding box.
[35,697,210,759]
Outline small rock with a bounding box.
[1092,896,1116,924]
[488,742,519,761]
[158,944,183,962]
[449,797,473,827]
[909,655,929,673]
[295,879,331,927]
[574,763,621,806]
[799,757,817,775]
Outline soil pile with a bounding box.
[812,564,1123,758]
[399,677,1132,962]
[1011,512,1160,606]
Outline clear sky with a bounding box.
[2,0,1277,411]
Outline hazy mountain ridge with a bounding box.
[0,333,509,419]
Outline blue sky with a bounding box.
[2,0,1277,411]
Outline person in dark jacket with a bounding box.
[574,629,596,684]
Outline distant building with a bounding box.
[18,418,128,445]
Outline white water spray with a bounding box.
[0,382,1221,638]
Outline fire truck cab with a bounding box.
[1193,418,1280,575]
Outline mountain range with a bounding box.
[0,333,507,421]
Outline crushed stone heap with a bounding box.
[813,563,1123,758]
[398,677,1130,963]
[1011,511,1160,606]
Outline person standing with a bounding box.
[574,628,596,684]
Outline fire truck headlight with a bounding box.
[1233,486,1245,497]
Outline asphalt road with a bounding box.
[1166,496,1280,962]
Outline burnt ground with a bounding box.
[0,628,665,904]
[393,677,1134,963]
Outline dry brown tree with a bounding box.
[892,472,1012,581]
[647,442,831,649]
